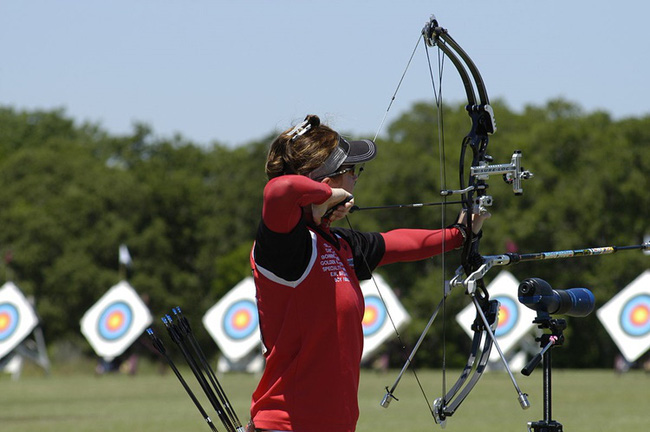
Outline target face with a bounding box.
[80,281,152,361]
[359,274,410,361]
[494,295,519,337]
[0,282,39,359]
[203,277,261,362]
[362,295,387,337]
[619,294,650,337]
[222,299,258,341]
[597,270,650,363]
[0,303,19,342]
[97,301,133,341]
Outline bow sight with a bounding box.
[441,150,534,213]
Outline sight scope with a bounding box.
[518,278,595,317]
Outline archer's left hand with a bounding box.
[457,209,490,234]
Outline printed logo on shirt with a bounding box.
[320,243,350,283]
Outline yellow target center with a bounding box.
[234,311,250,329]
[498,308,509,326]
[631,306,649,325]
[107,312,124,330]
[363,308,377,326]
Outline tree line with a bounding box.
[0,100,647,368]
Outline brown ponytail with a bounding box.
[265,115,340,180]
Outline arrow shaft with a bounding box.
[496,243,649,265]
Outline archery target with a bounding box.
[0,304,19,342]
[619,294,650,337]
[203,277,261,362]
[97,301,133,341]
[362,295,388,337]
[222,299,258,341]
[360,274,410,361]
[80,281,152,361]
[598,270,650,362]
[456,271,536,362]
[0,282,38,359]
[493,295,519,337]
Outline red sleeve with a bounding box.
[378,228,464,266]
[262,175,332,233]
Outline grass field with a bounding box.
[1,363,648,432]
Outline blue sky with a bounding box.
[2,1,648,147]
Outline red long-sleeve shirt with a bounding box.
[250,175,463,432]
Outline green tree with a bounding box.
[0,101,647,368]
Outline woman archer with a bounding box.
[248,114,488,432]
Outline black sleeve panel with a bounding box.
[331,228,385,280]
[253,218,313,281]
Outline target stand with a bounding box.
[0,323,51,380]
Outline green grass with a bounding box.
[1,364,648,432]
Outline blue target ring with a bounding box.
[0,303,19,342]
[494,296,519,337]
[222,300,258,341]
[362,295,387,336]
[97,301,133,341]
[619,294,650,337]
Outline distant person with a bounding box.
[614,354,631,374]
[247,114,488,432]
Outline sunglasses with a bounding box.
[314,164,365,181]
[329,165,356,177]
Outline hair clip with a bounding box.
[287,120,311,142]
[286,116,320,142]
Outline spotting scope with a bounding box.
[518,278,595,317]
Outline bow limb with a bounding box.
[423,16,493,275]
[433,302,496,425]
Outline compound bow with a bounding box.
[375,15,533,425]
[350,14,648,428]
